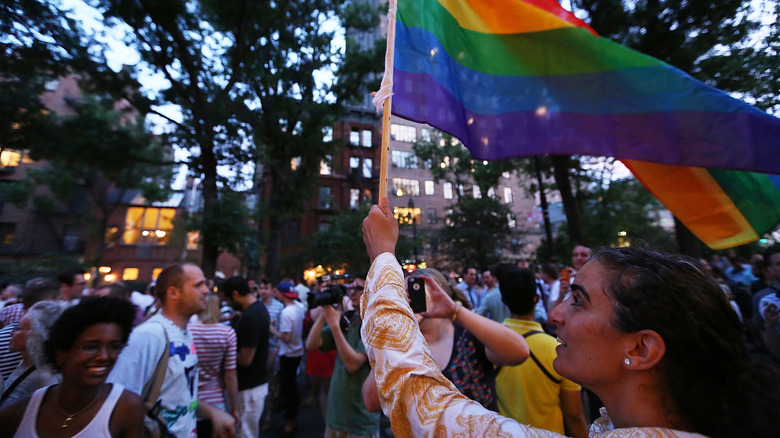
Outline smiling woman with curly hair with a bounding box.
[0,297,146,437]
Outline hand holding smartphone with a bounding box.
[408,277,427,314]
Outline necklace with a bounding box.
[54,386,102,429]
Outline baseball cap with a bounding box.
[277,281,297,299]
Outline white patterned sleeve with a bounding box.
[360,253,560,437]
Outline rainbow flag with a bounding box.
[383,0,780,248]
[624,161,780,249]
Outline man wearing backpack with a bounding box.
[108,263,235,437]
[495,267,588,438]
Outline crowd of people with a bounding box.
[0,198,778,437]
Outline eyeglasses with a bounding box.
[76,341,126,356]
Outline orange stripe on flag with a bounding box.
[623,160,759,249]
[438,0,579,34]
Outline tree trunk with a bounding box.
[265,214,283,284]
[674,217,703,258]
[200,138,220,280]
[551,155,583,243]
[534,157,555,260]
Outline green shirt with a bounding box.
[321,314,380,435]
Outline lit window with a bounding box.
[318,187,332,209]
[362,158,372,178]
[0,149,24,168]
[487,187,495,198]
[123,207,175,245]
[350,189,360,209]
[350,130,360,146]
[393,206,421,224]
[473,186,481,199]
[362,129,372,147]
[152,268,163,279]
[424,180,435,196]
[323,127,333,142]
[186,231,200,250]
[420,128,431,142]
[123,268,139,281]
[392,178,420,196]
[291,157,301,171]
[350,157,360,172]
[443,182,453,200]
[507,213,516,228]
[504,187,514,204]
[390,124,417,142]
[320,155,332,175]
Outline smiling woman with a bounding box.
[0,297,146,437]
[360,197,780,438]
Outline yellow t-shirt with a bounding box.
[496,318,581,434]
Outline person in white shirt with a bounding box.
[269,281,304,436]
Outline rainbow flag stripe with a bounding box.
[391,0,780,175]
[624,161,780,249]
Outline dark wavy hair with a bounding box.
[44,297,136,373]
[593,246,780,438]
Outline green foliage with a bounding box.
[412,133,524,269]
[88,0,384,277]
[437,196,514,271]
[302,205,372,274]
[413,134,522,199]
[190,191,255,256]
[0,255,83,285]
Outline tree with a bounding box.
[569,0,766,256]
[243,0,384,281]
[92,0,382,280]
[298,204,372,274]
[438,196,514,271]
[0,95,172,267]
[413,134,525,270]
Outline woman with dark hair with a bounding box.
[0,297,145,437]
[360,198,780,438]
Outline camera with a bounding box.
[307,284,346,308]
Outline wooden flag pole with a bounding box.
[378,97,392,199]
[374,0,397,202]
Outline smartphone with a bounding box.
[407,277,427,313]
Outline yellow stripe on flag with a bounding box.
[624,160,759,249]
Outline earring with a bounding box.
[624,358,631,366]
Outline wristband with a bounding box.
[451,301,462,322]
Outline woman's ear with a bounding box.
[626,330,666,370]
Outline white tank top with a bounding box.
[14,383,125,438]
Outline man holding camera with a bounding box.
[270,281,305,436]
[306,274,380,438]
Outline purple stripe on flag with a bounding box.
[392,68,780,174]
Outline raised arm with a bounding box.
[420,276,529,367]
[359,198,550,437]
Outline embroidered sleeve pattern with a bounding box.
[360,253,560,437]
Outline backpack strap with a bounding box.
[140,322,170,417]
[522,330,562,384]
[0,365,36,404]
